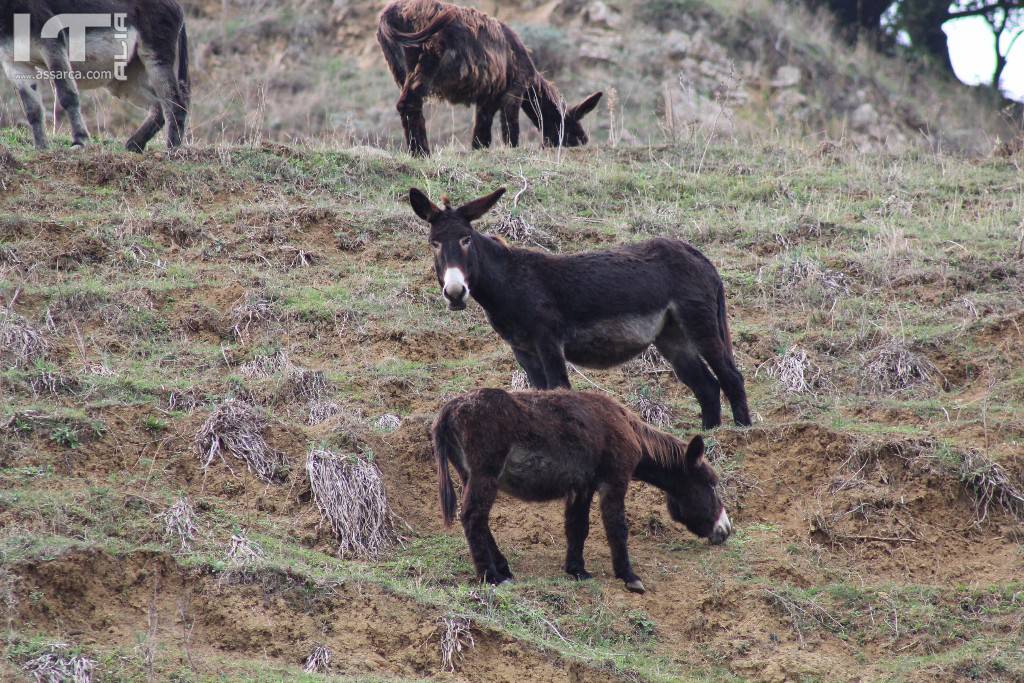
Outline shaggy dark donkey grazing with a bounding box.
[433,389,732,593]
[410,188,752,428]
[1,0,189,151]
[377,0,602,156]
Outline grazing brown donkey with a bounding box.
[377,0,602,156]
[410,187,752,428]
[433,389,732,593]
[0,0,189,151]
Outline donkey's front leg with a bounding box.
[460,476,507,585]
[535,339,570,389]
[14,82,48,149]
[564,489,595,580]
[513,348,547,389]
[600,481,644,593]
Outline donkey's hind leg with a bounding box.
[41,46,90,147]
[656,330,723,429]
[136,51,187,148]
[126,104,165,153]
[396,50,438,156]
[459,475,507,585]
[472,101,499,149]
[694,336,751,427]
[499,97,520,147]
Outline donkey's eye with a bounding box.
[430,241,441,251]
[460,237,472,248]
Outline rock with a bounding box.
[771,89,806,114]
[772,65,801,88]
[583,1,622,29]
[665,30,691,58]
[850,102,879,131]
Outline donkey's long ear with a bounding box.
[684,436,705,468]
[570,91,603,120]
[409,188,442,222]
[457,188,506,222]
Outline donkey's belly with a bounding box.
[564,311,668,368]
[498,446,594,501]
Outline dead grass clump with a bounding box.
[860,338,938,395]
[282,366,330,402]
[158,497,199,552]
[0,567,21,629]
[22,643,97,683]
[757,346,832,395]
[510,370,530,390]
[226,532,265,566]
[438,615,475,673]
[230,290,278,340]
[303,644,333,674]
[375,414,401,432]
[305,448,399,559]
[623,347,671,376]
[240,349,291,379]
[494,213,557,251]
[629,388,673,427]
[758,256,851,305]
[762,588,845,646]
[0,308,48,368]
[195,399,288,483]
[308,400,344,426]
[953,450,1024,523]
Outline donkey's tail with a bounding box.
[716,280,735,362]
[177,23,190,108]
[432,405,460,527]
[380,7,457,48]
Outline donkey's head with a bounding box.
[665,436,731,545]
[532,89,603,148]
[409,187,507,310]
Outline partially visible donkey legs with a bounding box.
[396,49,438,156]
[138,45,188,149]
[13,80,48,149]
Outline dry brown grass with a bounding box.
[21,643,96,683]
[438,615,475,673]
[860,338,939,396]
[157,497,199,553]
[305,448,400,559]
[302,644,333,674]
[0,307,48,368]
[195,399,288,483]
[757,345,832,395]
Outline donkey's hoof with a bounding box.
[568,570,593,581]
[126,140,145,154]
[624,579,646,594]
[70,142,86,150]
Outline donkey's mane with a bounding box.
[631,419,689,470]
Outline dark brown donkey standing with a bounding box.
[433,388,732,593]
[409,188,752,428]
[0,0,189,151]
[377,0,602,156]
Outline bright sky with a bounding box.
[946,16,1024,98]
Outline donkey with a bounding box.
[0,0,189,151]
[433,388,731,593]
[409,188,752,429]
[377,0,602,156]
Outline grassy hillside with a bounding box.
[1,122,1022,682]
